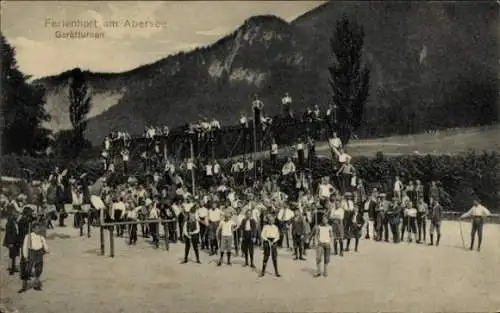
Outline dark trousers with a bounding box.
[20,249,44,281]
[382,215,389,242]
[200,223,208,249]
[389,220,400,243]
[241,233,254,265]
[140,219,149,237]
[470,217,484,250]
[128,222,138,244]
[167,221,177,242]
[184,235,200,262]
[233,230,240,255]
[262,240,278,275]
[56,203,66,226]
[417,213,426,242]
[278,223,290,248]
[114,210,123,236]
[298,150,305,169]
[123,161,128,175]
[292,234,304,258]
[177,214,185,242]
[401,216,408,239]
[149,222,159,247]
[270,154,277,169]
[407,217,417,240]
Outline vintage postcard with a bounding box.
[0,1,499,312]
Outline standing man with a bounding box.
[460,200,491,252]
[291,208,307,261]
[270,138,278,170]
[3,208,20,275]
[217,212,236,266]
[386,199,401,243]
[181,212,201,264]
[428,200,442,246]
[19,223,49,293]
[208,202,222,255]
[311,215,333,277]
[239,209,258,268]
[259,215,281,278]
[281,92,292,117]
[416,198,428,244]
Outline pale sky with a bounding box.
[1,1,325,78]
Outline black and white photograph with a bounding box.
[0,1,499,312]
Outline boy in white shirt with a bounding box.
[217,212,236,266]
[19,223,49,292]
[310,216,333,277]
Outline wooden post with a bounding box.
[87,212,91,238]
[189,136,196,195]
[99,226,105,256]
[163,137,167,161]
[164,222,169,251]
[109,227,115,258]
[79,213,84,237]
[252,113,257,181]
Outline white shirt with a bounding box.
[197,207,208,219]
[406,208,417,217]
[271,144,278,154]
[461,205,491,218]
[122,153,129,162]
[183,202,194,213]
[318,183,334,199]
[261,224,280,240]
[332,208,344,220]
[343,200,355,211]
[213,163,220,174]
[282,96,292,104]
[394,180,404,192]
[148,207,160,219]
[240,116,247,125]
[277,208,294,222]
[23,233,49,257]
[72,191,83,206]
[338,153,351,164]
[243,219,251,231]
[219,220,235,236]
[282,162,296,175]
[210,120,220,129]
[208,209,222,222]
[329,137,342,149]
[297,143,304,150]
[251,207,260,222]
[187,162,194,170]
[127,206,141,220]
[205,164,213,176]
[104,139,110,150]
[111,202,126,217]
[317,225,331,244]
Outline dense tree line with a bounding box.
[1,33,51,155]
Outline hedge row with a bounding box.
[1,151,499,212]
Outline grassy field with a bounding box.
[1,221,499,313]
[235,125,500,160]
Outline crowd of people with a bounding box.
[1,93,494,293]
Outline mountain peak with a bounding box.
[243,15,289,28]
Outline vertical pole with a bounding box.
[79,214,84,237]
[189,136,196,195]
[87,212,91,238]
[99,225,105,256]
[252,112,257,182]
[109,227,115,258]
[163,138,168,162]
[164,222,169,251]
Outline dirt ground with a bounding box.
[1,221,499,313]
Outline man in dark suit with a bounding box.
[3,207,20,275]
[239,209,258,268]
